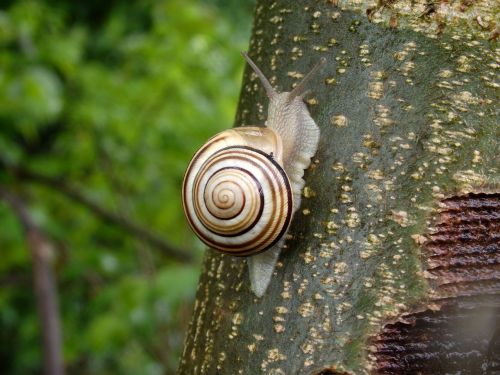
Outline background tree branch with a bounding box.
[1,157,194,263]
[0,187,65,375]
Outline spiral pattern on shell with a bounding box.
[182,129,293,256]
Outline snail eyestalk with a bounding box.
[288,57,326,101]
[241,51,277,98]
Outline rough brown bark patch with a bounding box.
[372,193,500,374]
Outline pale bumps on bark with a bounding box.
[178,0,499,374]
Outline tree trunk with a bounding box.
[178,1,499,374]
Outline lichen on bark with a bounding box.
[178,1,499,374]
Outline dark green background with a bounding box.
[0,0,254,373]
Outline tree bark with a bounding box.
[178,1,499,374]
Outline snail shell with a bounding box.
[182,127,293,256]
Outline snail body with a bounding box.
[182,52,325,296]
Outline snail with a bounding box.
[182,52,325,297]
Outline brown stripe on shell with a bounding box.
[207,179,247,220]
[185,145,292,256]
[198,166,263,236]
[181,133,232,232]
[192,152,263,236]
[215,147,290,253]
[193,148,286,253]
[205,147,292,255]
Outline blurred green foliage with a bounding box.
[0,0,254,373]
